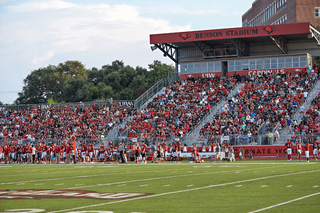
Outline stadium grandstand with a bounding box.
[1,22,320,162]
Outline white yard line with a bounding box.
[248,192,320,213]
[47,169,320,213]
[67,165,289,190]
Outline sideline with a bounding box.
[248,192,320,213]
[47,169,320,213]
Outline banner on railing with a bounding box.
[233,145,313,157]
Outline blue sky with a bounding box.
[0,0,254,104]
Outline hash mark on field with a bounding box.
[313,185,319,188]
[235,185,242,187]
[163,185,170,187]
[187,185,193,187]
[35,183,43,186]
[289,171,293,172]
[118,184,126,186]
[140,184,148,187]
[254,171,258,173]
[55,183,64,186]
[286,185,293,188]
[75,184,83,186]
[272,171,276,173]
[188,171,193,173]
[16,183,25,185]
[261,185,268,187]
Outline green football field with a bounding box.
[0,161,320,213]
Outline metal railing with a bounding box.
[134,72,176,110]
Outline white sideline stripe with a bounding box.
[66,165,289,190]
[248,192,320,213]
[48,169,320,213]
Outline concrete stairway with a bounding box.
[277,79,320,144]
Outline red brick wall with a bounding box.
[242,0,320,28]
[296,0,320,27]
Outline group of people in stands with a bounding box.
[0,103,135,144]
[199,71,317,145]
[121,77,236,142]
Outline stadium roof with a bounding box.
[149,22,320,63]
[150,22,319,45]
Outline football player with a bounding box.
[80,142,87,163]
[141,141,147,164]
[284,139,293,161]
[99,142,106,163]
[107,141,114,164]
[88,141,94,164]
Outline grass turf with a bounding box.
[0,160,319,213]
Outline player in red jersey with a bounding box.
[177,141,182,163]
[141,141,147,164]
[41,143,48,163]
[284,139,293,161]
[99,142,106,163]
[163,142,168,163]
[304,140,310,162]
[171,142,177,163]
[134,141,141,164]
[88,141,94,164]
[296,140,302,161]
[108,141,114,164]
[80,142,87,163]
[10,144,15,163]
[312,140,319,161]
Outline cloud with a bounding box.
[0,0,191,103]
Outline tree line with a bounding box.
[15,60,175,104]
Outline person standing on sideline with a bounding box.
[151,142,158,163]
[54,143,61,164]
[304,140,310,162]
[66,143,72,164]
[134,141,141,164]
[118,142,125,164]
[32,145,36,164]
[214,143,221,164]
[312,140,319,161]
[296,140,302,161]
[141,141,147,164]
[285,139,293,161]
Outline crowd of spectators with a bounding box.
[291,93,320,137]
[199,71,318,145]
[0,102,135,145]
[120,77,237,142]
